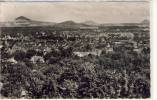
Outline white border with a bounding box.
[0,0,155,100]
[152,0,157,100]
[0,0,150,2]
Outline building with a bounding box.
[73,49,102,57]
[105,43,113,54]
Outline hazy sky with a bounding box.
[0,2,149,23]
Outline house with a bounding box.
[133,48,142,53]
[30,56,45,64]
[7,57,17,64]
[73,49,102,57]
[105,43,113,54]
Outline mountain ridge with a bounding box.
[0,16,149,27]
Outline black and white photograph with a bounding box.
[0,1,150,99]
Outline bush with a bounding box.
[13,50,26,61]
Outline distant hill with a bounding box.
[141,19,149,24]
[0,16,149,28]
[57,20,77,26]
[0,17,88,28]
[15,16,31,21]
[100,20,149,27]
[82,20,99,26]
[0,16,56,27]
[53,20,89,29]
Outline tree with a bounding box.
[13,50,26,61]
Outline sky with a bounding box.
[0,1,149,24]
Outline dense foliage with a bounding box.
[0,48,150,98]
[0,26,150,98]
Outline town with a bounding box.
[0,16,150,98]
